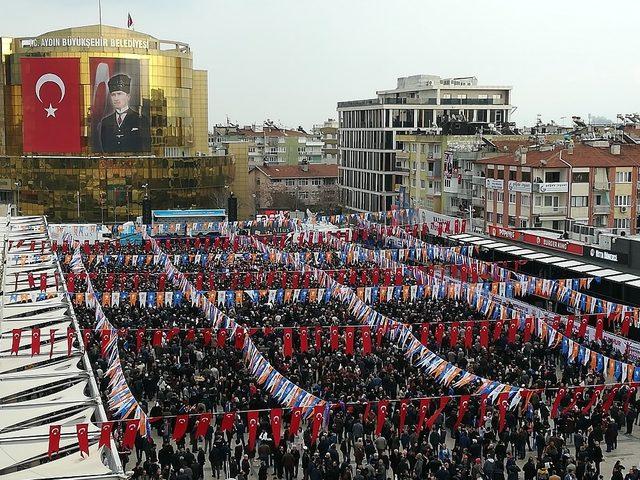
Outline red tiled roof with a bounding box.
[476,144,640,168]
[256,164,338,179]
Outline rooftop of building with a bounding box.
[213,125,310,138]
[376,74,512,95]
[476,143,640,168]
[255,164,338,179]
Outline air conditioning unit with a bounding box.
[620,206,628,213]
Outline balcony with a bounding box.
[593,181,611,191]
[472,175,486,186]
[532,182,569,193]
[592,204,610,214]
[443,183,459,194]
[396,151,410,160]
[532,205,568,216]
[440,98,496,105]
[472,197,485,207]
[458,188,473,198]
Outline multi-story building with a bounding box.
[477,141,640,234]
[315,119,339,164]
[0,25,249,221]
[250,164,339,213]
[337,74,513,212]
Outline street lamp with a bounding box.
[14,181,21,216]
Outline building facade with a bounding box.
[337,74,513,212]
[0,25,246,221]
[251,164,339,213]
[477,142,640,235]
[314,119,339,164]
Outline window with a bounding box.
[497,170,504,180]
[412,162,417,170]
[496,214,503,224]
[509,170,517,181]
[615,195,631,207]
[299,192,309,199]
[545,171,561,182]
[522,194,530,207]
[312,179,322,186]
[508,216,516,227]
[572,171,590,183]
[509,193,516,204]
[410,144,417,153]
[616,171,632,183]
[433,144,441,155]
[444,178,452,188]
[487,190,494,201]
[520,219,528,228]
[420,180,426,188]
[487,168,494,178]
[497,191,504,202]
[570,196,589,207]
[411,179,416,187]
[285,179,295,186]
[544,195,559,207]
[433,181,441,194]
[486,212,493,223]
[420,162,426,171]
[299,179,308,186]
[614,218,630,230]
[521,171,531,182]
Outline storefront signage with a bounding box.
[536,182,568,193]
[508,181,532,193]
[485,178,504,190]
[585,247,628,265]
[488,225,584,255]
[24,37,151,49]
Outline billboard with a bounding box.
[21,57,81,153]
[89,57,150,153]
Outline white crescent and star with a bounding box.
[35,73,66,118]
[78,427,86,435]
[51,427,60,435]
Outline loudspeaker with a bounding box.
[227,195,238,222]
[142,198,152,225]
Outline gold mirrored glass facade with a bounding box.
[0,25,247,221]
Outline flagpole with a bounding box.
[98,0,102,34]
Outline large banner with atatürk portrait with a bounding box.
[89,57,150,154]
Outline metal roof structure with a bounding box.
[0,216,123,479]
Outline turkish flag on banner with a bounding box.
[602,386,621,412]
[31,327,41,356]
[136,328,145,352]
[315,326,323,351]
[99,422,113,449]
[82,328,92,348]
[552,315,561,331]
[167,327,180,342]
[289,407,303,438]
[76,423,90,457]
[493,320,503,341]
[310,405,324,444]
[562,387,585,415]
[345,326,355,355]
[196,413,212,439]
[101,329,111,357]
[361,326,372,355]
[173,414,189,441]
[622,312,631,337]
[454,395,470,431]
[449,322,459,347]
[203,328,212,347]
[465,322,474,349]
[565,315,575,337]
[283,328,293,357]
[217,329,227,348]
[507,319,517,344]
[578,318,588,338]
[425,397,450,430]
[435,323,444,345]
[497,392,509,432]
[49,328,57,359]
[270,408,283,446]
[376,326,385,348]
[152,329,163,346]
[330,326,339,351]
[550,388,567,419]
[523,317,533,343]
[420,323,429,346]
[11,329,21,355]
[398,399,409,433]
[48,425,61,458]
[221,412,235,432]
[299,327,308,352]
[595,315,604,341]
[21,57,81,153]
[416,399,430,434]
[581,385,605,414]
[67,327,76,356]
[186,328,196,341]
[123,419,139,449]
[376,400,389,436]
[235,327,245,350]
[247,411,259,451]
[478,395,488,428]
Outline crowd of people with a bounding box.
[62,233,640,480]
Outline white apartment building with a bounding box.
[337,75,513,212]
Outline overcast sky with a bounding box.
[3,0,639,130]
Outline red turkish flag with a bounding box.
[595,316,604,341]
[235,327,245,350]
[203,328,212,347]
[315,326,323,351]
[330,326,339,351]
[465,322,474,349]
[622,312,631,336]
[478,395,488,428]
[167,327,180,342]
[100,329,111,357]
[581,385,605,414]
[507,319,517,344]
[48,425,61,458]
[123,419,139,449]
[76,423,90,457]
[425,397,450,429]
[172,414,189,441]
[602,386,621,412]
[361,326,372,355]
[492,320,503,341]
[376,326,385,348]
[450,322,460,347]
[11,329,21,355]
[196,413,212,439]
[49,328,57,359]
[136,328,145,352]
[398,399,409,433]
[67,327,76,356]
[217,329,227,348]
[82,328,92,349]
[577,317,588,338]
[283,328,293,357]
[420,323,429,346]
[310,405,324,444]
[562,387,585,415]
[186,328,195,341]
[21,58,81,153]
[417,399,430,433]
[221,412,235,432]
[31,327,41,356]
[289,407,303,438]
[152,329,163,346]
[376,400,389,436]
[345,326,355,355]
[247,411,259,451]
[550,388,567,419]
[565,315,575,337]
[435,323,444,345]
[454,395,470,431]
[299,326,308,352]
[99,422,113,449]
[497,392,509,432]
[270,408,283,446]
[552,315,561,331]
